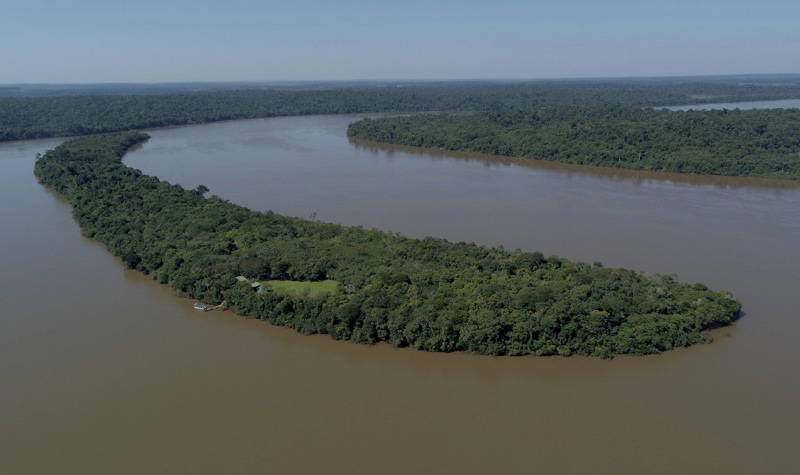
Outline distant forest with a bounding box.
[34,133,741,357]
[4,77,800,142]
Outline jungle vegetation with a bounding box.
[34,132,741,358]
[347,107,800,179]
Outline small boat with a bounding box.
[193,303,208,311]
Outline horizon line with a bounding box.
[4,72,800,87]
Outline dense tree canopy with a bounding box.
[34,132,741,357]
[347,107,800,180]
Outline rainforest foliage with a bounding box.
[34,132,741,358]
[347,107,800,179]
[5,79,800,141]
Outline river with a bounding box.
[2,115,800,473]
[663,98,800,110]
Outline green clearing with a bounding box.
[263,280,340,297]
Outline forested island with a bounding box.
[347,107,800,180]
[34,132,741,358]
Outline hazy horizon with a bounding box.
[5,73,800,88]
[3,1,798,84]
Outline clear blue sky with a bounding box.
[2,0,798,83]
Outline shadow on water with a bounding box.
[348,137,800,191]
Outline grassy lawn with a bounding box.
[263,280,339,297]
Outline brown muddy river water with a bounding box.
[2,115,800,473]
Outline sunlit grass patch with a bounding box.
[263,280,339,296]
